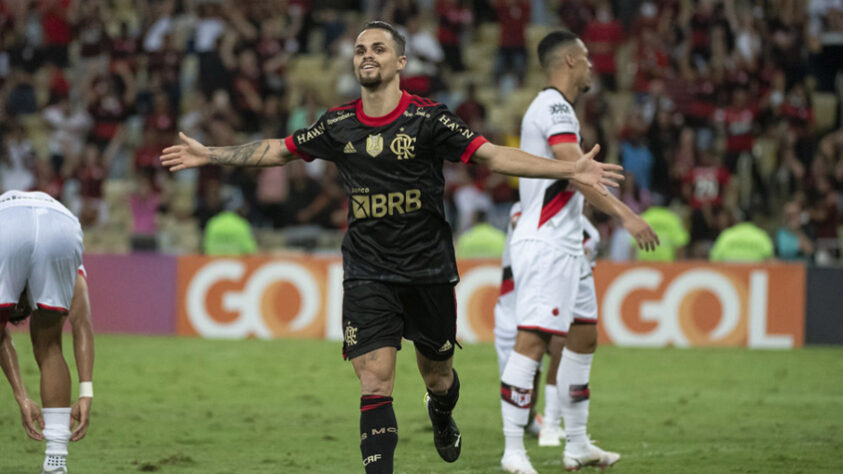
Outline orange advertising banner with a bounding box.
[176,256,805,348]
[593,262,805,348]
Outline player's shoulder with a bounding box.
[406,93,441,109]
[321,99,360,126]
[404,93,446,119]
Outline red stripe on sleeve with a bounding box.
[284,135,314,162]
[460,136,489,163]
[499,278,514,296]
[548,133,578,146]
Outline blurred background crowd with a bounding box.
[0,0,841,263]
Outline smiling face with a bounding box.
[353,28,406,89]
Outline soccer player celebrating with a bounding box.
[0,190,95,474]
[161,21,623,473]
[498,31,659,473]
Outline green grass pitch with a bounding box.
[1,334,842,473]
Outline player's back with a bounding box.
[0,190,77,221]
[512,88,584,255]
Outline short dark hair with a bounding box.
[360,21,406,56]
[537,30,580,69]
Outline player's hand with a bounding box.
[70,397,92,441]
[572,145,624,195]
[18,397,44,441]
[623,214,660,251]
[160,132,211,171]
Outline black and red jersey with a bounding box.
[284,90,487,284]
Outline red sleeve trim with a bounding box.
[0,303,16,309]
[283,135,314,162]
[461,136,489,163]
[78,266,87,279]
[548,133,578,146]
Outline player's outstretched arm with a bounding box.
[160,132,296,171]
[470,142,623,195]
[68,274,94,441]
[0,324,44,440]
[551,142,659,251]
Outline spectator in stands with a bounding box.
[776,200,814,261]
[583,1,624,91]
[637,206,689,262]
[129,171,163,252]
[683,149,731,258]
[40,0,72,68]
[808,1,843,92]
[455,83,487,130]
[807,176,840,263]
[193,1,228,98]
[195,177,225,230]
[400,14,445,97]
[493,0,530,90]
[287,89,325,135]
[620,114,654,192]
[84,63,135,150]
[617,172,651,215]
[455,210,506,258]
[283,160,323,227]
[43,95,91,174]
[436,0,472,72]
[710,216,774,262]
[203,209,257,256]
[1,122,36,192]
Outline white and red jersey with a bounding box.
[0,190,78,222]
[512,87,584,255]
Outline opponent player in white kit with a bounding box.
[0,190,95,473]
[499,31,659,473]
[495,206,601,446]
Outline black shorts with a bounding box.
[342,280,458,361]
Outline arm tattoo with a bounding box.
[254,144,270,166]
[207,141,263,166]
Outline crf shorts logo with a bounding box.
[178,257,339,339]
[596,263,805,348]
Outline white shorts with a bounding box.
[511,240,597,335]
[0,206,83,313]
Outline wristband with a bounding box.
[79,381,93,398]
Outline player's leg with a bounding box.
[28,210,82,474]
[499,240,567,473]
[558,256,619,470]
[351,347,399,474]
[399,283,462,463]
[416,351,462,462]
[342,281,404,474]
[499,329,547,474]
[30,310,72,473]
[538,334,566,447]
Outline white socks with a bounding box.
[500,352,540,453]
[557,348,593,449]
[43,407,71,469]
[543,384,561,429]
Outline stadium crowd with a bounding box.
[0,0,841,263]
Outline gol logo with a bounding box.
[598,264,804,348]
[180,258,337,338]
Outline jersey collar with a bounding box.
[356,90,412,127]
[542,86,575,106]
